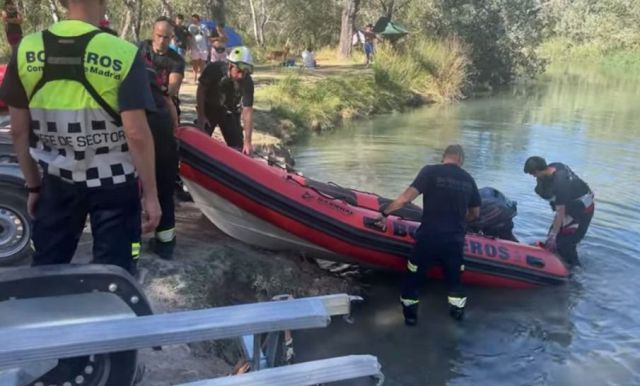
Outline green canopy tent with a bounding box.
[373,16,409,42]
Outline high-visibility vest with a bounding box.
[18,20,139,188]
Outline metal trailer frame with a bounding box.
[0,264,383,386]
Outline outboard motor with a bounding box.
[469,187,518,241]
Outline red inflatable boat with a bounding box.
[178,126,568,288]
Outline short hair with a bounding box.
[155,16,174,28]
[192,14,200,20]
[443,144,465,160]
[523,156,547,174]
[176,14,184,20]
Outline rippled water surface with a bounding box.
[292,67,640,385]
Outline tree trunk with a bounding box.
[258,0,267,47]
[208,0,225,24]
[337,0,360,59]
[47,0,60,22]
[120,8,132,39]
[381,0,395,20]
[159,0,173,16]
[133,0,143,41]
[248,0,260,45]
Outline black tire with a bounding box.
[31,351,138,386]
[0,187,32,266]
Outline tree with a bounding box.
[377,0,410,19]
[121,0,144,41]
[248,0,268,47]
[209,0,225,24]
[337,0,360,59]
[46,0,61,22]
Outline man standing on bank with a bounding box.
[375,145,481,325]
[139,16,186,259]
[196,46,254,155]
[0,0,161,274]
[524,156,594,267]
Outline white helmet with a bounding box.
[228,46,254,73]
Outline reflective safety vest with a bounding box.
[18,20,138,188]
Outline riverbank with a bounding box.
[539,39,640,77]
[177,40,469,144]
[179,62,416,144]
[65,201,361,385]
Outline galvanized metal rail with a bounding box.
[178,355,383,386]
[0,295,352,369]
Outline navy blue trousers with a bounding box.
[401,235,465,304]
[31,175,141,273]
[149,115,178,238]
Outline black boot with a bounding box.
[402,303,418,326]
[449,305,465,321]
[149,237,176,260]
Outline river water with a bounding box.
[292,67,640,385]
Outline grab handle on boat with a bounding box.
[526,255,545,269]
[363,217,387,232]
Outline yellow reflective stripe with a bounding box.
[131,242,141,259]
[448,296,467,308]
[400,297,419,306]
[156,228,176,242]
[407,261,418,273]
[460,264,465,272]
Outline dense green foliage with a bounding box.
[373,37,470,102]
[7,1,640,85]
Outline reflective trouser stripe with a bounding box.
[156,228,176,242]
[448,296,467,308]
[460,264,465,272]
[131,242,141,260]
[407,261,418,273]
[400,297,419,306]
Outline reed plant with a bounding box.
[373,37,471,103]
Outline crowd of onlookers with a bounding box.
[168,14,229,82]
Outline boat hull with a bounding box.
[178,126,569,288]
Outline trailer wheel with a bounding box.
[0,188,31,266]
[31,351,138,386]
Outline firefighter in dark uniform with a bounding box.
[524,156,594,267]
[375,145,481,325]
[139,17,185,259]
[196,46,254,155]
[0,0,160,274]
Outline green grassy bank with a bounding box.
[540,38,640,77]
[254,37,470,142]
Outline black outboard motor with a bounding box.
[469,187,518,242]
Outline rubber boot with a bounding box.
[449,305,465,321]
[149,237,176,260]
[402,303,418,326]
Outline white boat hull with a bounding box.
[183,178,352,262]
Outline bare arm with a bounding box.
[241,106,253,154]
[381,187,420,216]
[196,83,208,125]
[164,95,179,130]
[465,206,480,222]
[549,205,565,238]
[167,72,183,97]
[121,110,157,197]
[9,107,40,188]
